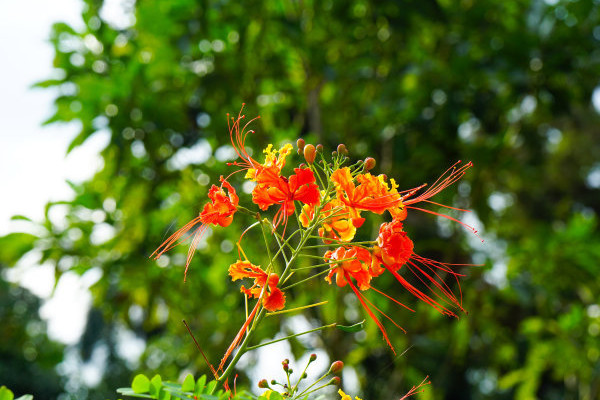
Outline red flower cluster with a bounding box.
[152,105,477,359]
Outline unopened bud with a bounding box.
[287,368,294,374]
[329,376,341,386]
[337,144,348,155]
[309,353,317,362]
[302,372,308,379]
[304,144,316,164]
[316,144,323,153]
[329,361,344,375]
[332,151,338,157]
[364,157,376,170]
[258,379,269,389]
[299,163,307,169]
[297,138,306,152]
[271,380,277,385]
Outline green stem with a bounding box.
[245,323,336,351]
[259,219,276,273]
[266,301,328,316]
[282,267,334,291]
[296,369,330,398]
[299,380,334,398]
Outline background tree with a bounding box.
[2,0,600,399]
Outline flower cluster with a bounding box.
[152,105,477,394]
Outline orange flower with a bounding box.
[300,196,361,242]
[220,260,286,374]
[324,246,375,290]
[331,167,405,219]
[252,167,320,230]
[228,260,286,312]
[151,177,238,281]
[373,219,413,270]
[246,143,293,182]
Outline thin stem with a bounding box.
[266,301,328,316]
[297,253,330,260]
[259,219,276,273]
[245,323,336,351]
[282,267,334,291]
[297,369,330,398]
[299,381,334,398]
[291,261,337,270]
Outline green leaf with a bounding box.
[258,392,283,400]
[158,388,171,400]
[0,232,37,265]
[181,374,195,392]
[116,388,154,399]
[195,375,207,395]
[15,396,33,400]
[132,374,151,394]
[10,215,32,222]
[336,320,365,333]
[150,375,162,397]
[0,386,14,400]
[204,381,217,395]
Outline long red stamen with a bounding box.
[399,376,431,399]
[183,320,219,381]
[400,161,481,237]
[370,286,415,313]
[345,274,396,355]
[403,161,472,205]
[406,258,464,312]
[218,300,260,373]
[406,206,479,237]
[384,264,458,318]
[152,215,218,281]
[227,103,261,173]
[359,290,407,334]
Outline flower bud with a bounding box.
[258,379,269,389]
[297,138,306,152]
[332,151,338,157]
[328,376,341,386]
[316,144,323,153]
[364,157,376,171]
[329,361,344,375]
[302,372,308,379]
[304,144,316,164]
[309,353,317,362]
[271,380,277,385]
[337,144,348,155]
[287,368,294,374]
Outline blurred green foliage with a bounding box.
[1,0,600,399]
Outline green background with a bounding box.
[1,0,599,399]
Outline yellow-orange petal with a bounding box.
[228,260,265,281]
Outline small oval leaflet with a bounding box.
[336,320,365,333]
